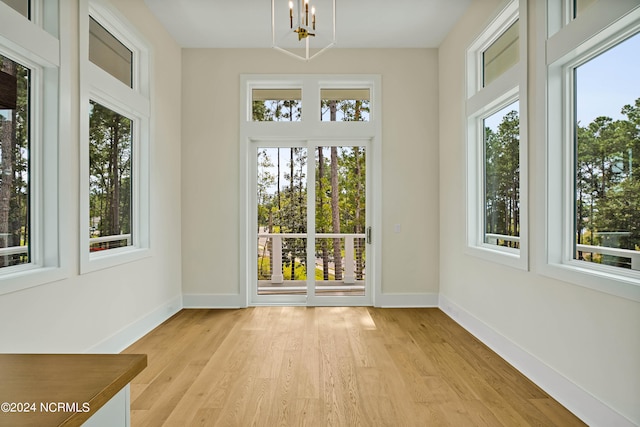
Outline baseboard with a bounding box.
[375,292,439,307]
[438,295,636,427]
[182,293,245,308]
[182,292,439,309]
[86,295,183,354]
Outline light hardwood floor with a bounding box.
[122,307,585,426]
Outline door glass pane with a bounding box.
[321,89,370,121]
[252,89,302,121]
[89,100,133,252]
[483,101,520,249]
[574,33,640,270]
[89,17,133,88]
[1,0,29,18]
[315,146,365,296]
[257,147,308,295]
[0,53,30,267]
[483,20,519,87]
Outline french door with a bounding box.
[251,139,372,306]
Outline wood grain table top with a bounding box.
[0,353,147,427]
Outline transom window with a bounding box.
[89,16,133,88]
[248,81,375,123]
[320,88,370,122]
[252,89,302,122]
[482,20,519,87]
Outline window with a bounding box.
[544,0,640,300]
[483,101,520,250]
[80,0,150,273]
[320,88,370,122]
[89,16,133,87]
[88,101,132,252]
[0,54,30,268]
[482,20,519,87]
[0,0,65,294]
[466,0,528,269]
[252,89,302,122]
[574,34,640,272]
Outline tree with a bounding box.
[575,97,640,267]
[89,102,132,249]
[484,109,519,247]
[0,57,29,267]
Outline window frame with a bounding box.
[0,0,67,295]
[465,0,529,270]
[539,0,640,301]
[79,0,151,274]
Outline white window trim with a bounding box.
[0,0,68,296]
[465,0,529,270]
[538,0,640,302]
[79,0,151,274]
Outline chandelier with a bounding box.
[271,0,336,61]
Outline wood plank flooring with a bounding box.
[122,307,585,426]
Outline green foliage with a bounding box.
[576,97,640,261]
[89,101,132,246]
[252,99,301,122]
[484,109,520,247]
[256,99,368,281]
[0,56,29,266]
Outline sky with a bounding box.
[484,30,640,133]
[576,31,640,125]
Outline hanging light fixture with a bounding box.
[272,0,336,61]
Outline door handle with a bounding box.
[366,226,372,244]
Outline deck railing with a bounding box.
[487,232,639,270]
[485,233,520,248]
[258,233,365,284]
[89,234,132,252]
[576,244,640,270]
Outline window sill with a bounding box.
[0,265,68,296]
[539,261,640,302]
[465,244,528,271]
[81,246,151,275]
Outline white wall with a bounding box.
[181,48,440,305]
[438,0,640,425]
[0,0,182,353]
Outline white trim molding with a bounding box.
[86,295,183,353]
[375,293,439,308]
[182,294,245,309]
[439,295,637,427]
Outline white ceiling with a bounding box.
[143,0,472,49]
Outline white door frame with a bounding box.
[239,74,382,307]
